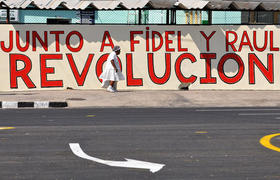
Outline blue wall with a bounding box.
[95,10,137,24]
[19,10,80,23]
[202,11,241,24]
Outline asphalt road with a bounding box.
[0,108,279,180]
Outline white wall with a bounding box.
[0,25,278,91]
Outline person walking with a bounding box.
[99,46,125,92]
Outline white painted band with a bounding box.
[2,101,18,108]
[34,101,49,108]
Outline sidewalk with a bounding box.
[0,90,279,108]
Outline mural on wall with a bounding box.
[0,25,277,91]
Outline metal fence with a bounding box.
[0,9,277,25]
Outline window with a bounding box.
[241,11,274,24]
[80,11,95,24]
[0,9,19,23]
[256,11,273,24]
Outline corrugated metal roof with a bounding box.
[1,0,280,10]
[175,0,208,9]
[261,2,280,10]
[231,1,262,10]
[205,1,232,9]
[46,0,67,9]
[148,0,177,8]
[121,0,150,9]
[0,0,209,9]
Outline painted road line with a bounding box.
[260,133,280,152]
[0,127,15,130]
[87,115,96,117]
[195,131,208,134]
[196,109,280,112]
[69,143,165,173]
[239,113,280,116]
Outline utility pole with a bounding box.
[6,8,10,24]
[208,10,212,24]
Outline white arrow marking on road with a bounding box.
[69,143,165,173]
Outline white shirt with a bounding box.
[105,51,120,70]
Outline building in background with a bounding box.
[0,0,278,25]
[0,9,243,24]
[0,9,277,25]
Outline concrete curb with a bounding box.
[0,101,68,108]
